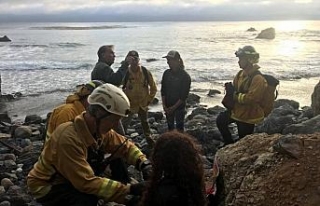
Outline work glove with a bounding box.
[140,160,153,180]
[130,181,147,196]
[224,82,235,95]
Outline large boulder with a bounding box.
[0,35,11,42]
[311,80,320,115]
[216,133,320,206]
[256,27,275,39]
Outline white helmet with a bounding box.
[87,83,130,117]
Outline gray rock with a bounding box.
[0,201,10,206]
[256,27,275,39]
[311,80,320,116]
[0,35,11,42]
[1,178,14,190]
[14,126,32,139]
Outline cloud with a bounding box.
[0,0,319,21]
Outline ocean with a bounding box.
[0,20,319,120]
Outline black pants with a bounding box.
[166,107,186,132]
[37,183,98,206]
[216,110,255,145]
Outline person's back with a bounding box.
[151,177,190,206]
[140,131,206,206]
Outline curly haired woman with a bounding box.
[140,131,207,206]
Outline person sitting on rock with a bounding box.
[27,84,152,206]
[45,80,103,143]
[122,50,157,148]
[216,45,267,146]
[139,130,206,206]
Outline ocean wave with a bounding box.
[27,88,75,97]
[0,63,92,71]
[10,44,48,48]
[53,42,86,47]
[29,25,130,30]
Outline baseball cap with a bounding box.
[126,50,139,58]
[162,50,180,59]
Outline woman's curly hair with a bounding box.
[140,130,206,206]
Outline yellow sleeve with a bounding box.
[55,131,130,203]
[102,131,148,165]
[236,75,267,104]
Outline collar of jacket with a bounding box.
[74,112,97,148]
[129,65,142,75]
[243,64,260,77]
[65,94,80,103]
[98,59,111,66]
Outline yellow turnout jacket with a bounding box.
[27,112,147,203]
[231,65,267,124]
[123,66,157,113]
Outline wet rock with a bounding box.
[256,27,275,39]
[186,93,200,106]
[274,99,299,110]
[283,115,320,134]
[207,89,221,97]
[0,36,11,42]
[145,58,157,63]
[24,115,43,124]
[150,97,159,105]
[0,113,11,124]
[13,126,32,139]
[247,27,257,32]
[1,178,13,190]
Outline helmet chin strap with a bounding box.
[93,112,111,141]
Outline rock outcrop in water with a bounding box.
[256,27,275,39]
[0,36,11,42]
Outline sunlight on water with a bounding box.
[274,20,308,31]
[275,39,305,57]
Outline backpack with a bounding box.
[249,71,280,117]
[122,66,150,89]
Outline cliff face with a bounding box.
[216,133,320,206]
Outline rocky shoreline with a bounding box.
[1,91,320,205]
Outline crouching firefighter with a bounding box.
[27,83,152,206]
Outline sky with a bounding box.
[0,0,319,22]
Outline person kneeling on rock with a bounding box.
[27,84,152,206]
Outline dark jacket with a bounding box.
[161,68,191,109]
[91,61,128,86]
[149,178,191,206]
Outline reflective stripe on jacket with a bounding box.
[27,112,147,203]
[231,66,267,124]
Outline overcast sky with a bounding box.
[0,0,319,22]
